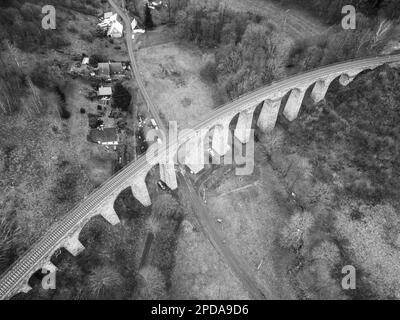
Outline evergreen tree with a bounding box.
[144,4,154,29]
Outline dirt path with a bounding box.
[222,0,327,39]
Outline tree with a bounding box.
[138,266,167,299]
[144,4,154,29]
[112,83,132,111]
[88,265,124,299]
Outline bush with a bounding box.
[87,265,124,299]
[279,210,314,252]
[89,54,107,68]
[138,266,167,300]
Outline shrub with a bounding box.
[88,265,124,299]
[279,210,315,252]
[138,266,167,300]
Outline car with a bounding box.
[157,180,167,191]
[207,148,215,158]
[150,118,158,129]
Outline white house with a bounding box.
[97,13,118,29]
[131,18,145,40]
[107,20,124,38]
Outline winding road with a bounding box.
[109,0,268,299]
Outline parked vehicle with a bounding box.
[150,118,159,130]
[157,180,168,191]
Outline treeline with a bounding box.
[276,0,400,23]
[176,2,281,101]
[287,65,400,202]
[0,0,104,52]
[288,15,397,70]
[0,1,67,52]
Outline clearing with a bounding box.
[136,36,217,128]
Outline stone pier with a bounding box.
[159,162,178,189]
[257,99,281,132]
[310,76,335,104]
[42,261,58,273]
[183,133,205,174]
[283,88,306,122]
[130,173,151,206]
[63,233,85,256]
[339,69,363,86]
[212,120,231,156]
[98,199,120,226]
[234,108,255,144]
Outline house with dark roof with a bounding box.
[110,62,124,75]
[88,127,119,145]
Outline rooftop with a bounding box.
[98,63,110,77]
[88,127,119,144]
[98,86,112,96]
[110,62,124,74]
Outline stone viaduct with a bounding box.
[0,55,399,299]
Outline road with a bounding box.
[0,33,398,299]
[108,0,268,299]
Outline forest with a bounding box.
[175,2,281,101]
[276,0,400,22]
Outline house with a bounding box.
[104,12,113,20]
[98,62,110,78]
[98,13,118,29]
[82,57,90,65]
[131,19,145,39]
[110,62,124,75]
[98,86,112,97]
[107,20,124,38]
[88,127,119,145]
[98,86,112,106]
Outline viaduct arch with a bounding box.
[0,55,399,299]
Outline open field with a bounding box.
[136,38,217,128]
[170,216,250,299]
[201,144,296,299]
